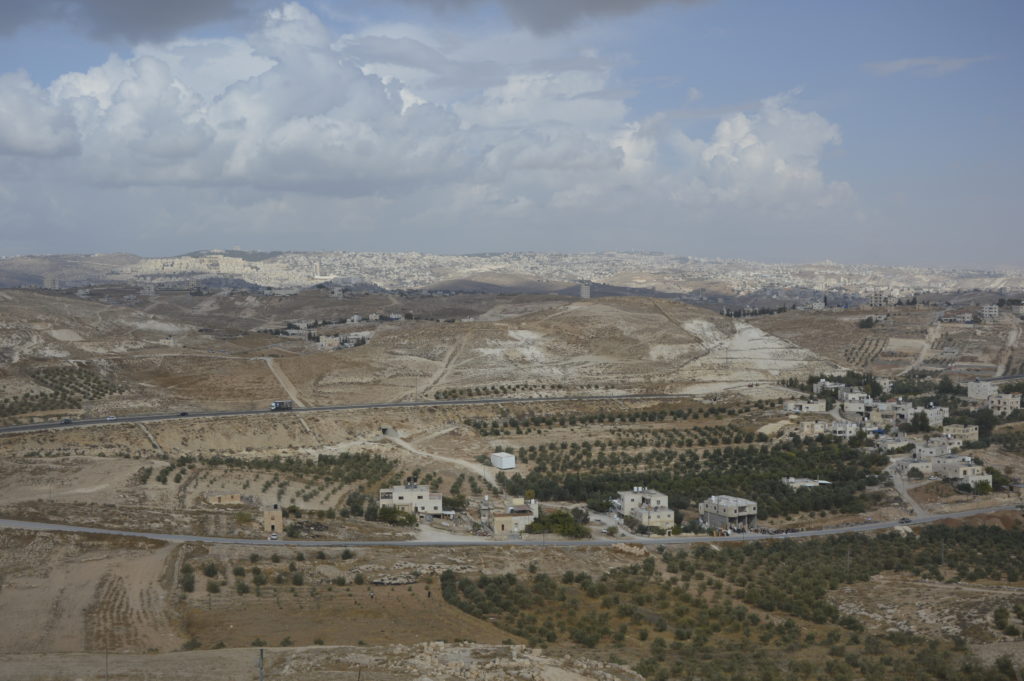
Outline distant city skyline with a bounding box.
[0,1,1021,266]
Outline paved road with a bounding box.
[0,393,698,436]
[0,505,1017,548]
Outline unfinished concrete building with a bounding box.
[699,495,758,531]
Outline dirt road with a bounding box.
[262,357,305,407]
[385,434,497,485]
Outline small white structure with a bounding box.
[490,452,516,469]
[781,477,830,490]
[783,399,828,413]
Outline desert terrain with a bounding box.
[1,287,1023,680]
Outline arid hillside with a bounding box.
[0,291,840,421]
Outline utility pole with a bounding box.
[258,647,264,681]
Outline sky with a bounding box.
[0,0,1020,266]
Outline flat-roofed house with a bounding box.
[379,482,443,516]
[698,495,758,530]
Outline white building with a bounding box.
[932,457,992,486]
[830,420,862,438]
[378,482,442,516]
[839,387,869,402]
[813,379,846,394]
[980,304,1000,320]
[490,452,516,469]
[783,399,828,413]
[616,487,674,531]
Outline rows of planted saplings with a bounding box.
[498,439,889,518]
[0,365,122,417]
[507,425,765,471]
[464,403,775,437]
[434,383,616,400]
[178,549,359,597]
[146,453,397,507]
[442,525,1024,680]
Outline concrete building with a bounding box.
[839,387,869,402]
[915,441,954,459]
[487,497,539,539]
[783,398,828,413]
[489,452,516,469]
[876,435,912,452]
[615,487,675,531]
[980,304,1000,320]
[966,380,998,401]
[987,393,1021,417]
[579,282,591,299]
[263,503,284,534]
[699,495,758,531]
[319,335,342,350]
[829,420,862,438]
[932,457,992,486]
[867,290,887,308]
[379,482,443,516]
[813,379,845,394]
[943,424,980,442]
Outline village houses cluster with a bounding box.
[782,376,1015,490]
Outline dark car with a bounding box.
[899,517,912,524]
[179,412,189,417]
[60,418,73,425]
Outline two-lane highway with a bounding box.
[0,504,1018,548]
[0,392,697,436]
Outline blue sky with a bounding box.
[0,0,1020,266]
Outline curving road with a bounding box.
[0,505,1018,548]
[0,393,698,436]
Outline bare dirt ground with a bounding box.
[1,292,841,423]
[0,641,643,681]
[831,572,1024,642]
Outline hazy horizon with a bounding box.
[1,1,1021,266]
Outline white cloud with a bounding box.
[0,2,853,256]
[0,71,79,156]
[867,55,990,77]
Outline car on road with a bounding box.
[268,533,279,540]
[899,517,912,524]
[179,412,189,416]
[60,418,72,425]
[105,416,116,421]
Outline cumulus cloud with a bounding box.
[402,0,706,33]
[0,71,79,156]
[0,2,852,256]
[0,0,246,42]
[866,55,991,77]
